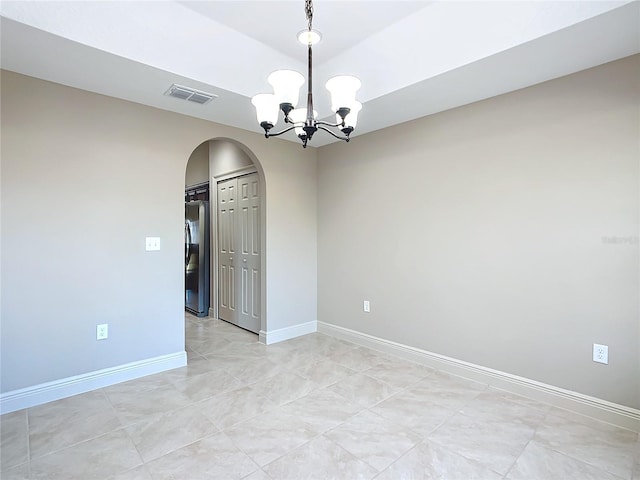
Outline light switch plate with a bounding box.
[145,237,161,251]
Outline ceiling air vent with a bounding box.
[164,84,217,105]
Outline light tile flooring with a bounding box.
[2,313,639,479]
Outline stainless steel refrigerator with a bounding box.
[185,201,210,316]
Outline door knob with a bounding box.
[229,257,233,261]
[243,259,247,262]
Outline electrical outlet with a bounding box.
[363,300,370,313]
[593,343,608,364]
[97,324,109,340]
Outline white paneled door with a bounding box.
[217,173,260,333]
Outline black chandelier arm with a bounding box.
[317,125,350,142]
[315,119,345,128]
[263,124,298,138]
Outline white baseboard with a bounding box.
[318,321,640,432]
[259,320,317,345]
[0,351,187,414]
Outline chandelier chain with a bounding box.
[305,0,313,31]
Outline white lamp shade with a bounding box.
[326,75,361,112]
[268,70,304,107]
[289,108,317,136]
[251,93,279,125]
[337,101,362,129]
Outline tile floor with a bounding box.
[1,313,639,479]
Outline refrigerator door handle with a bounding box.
[185,222,192,266]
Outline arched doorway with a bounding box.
[185,138,267,336]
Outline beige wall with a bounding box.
[185,142,209,187]
[0,70,318,393]
[186,139,255,189]
[317,55,640,409]
[3,55,637,411]
[209,139,254,178]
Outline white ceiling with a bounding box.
[1,1,638,147]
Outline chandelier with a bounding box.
[251,0,362,148]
